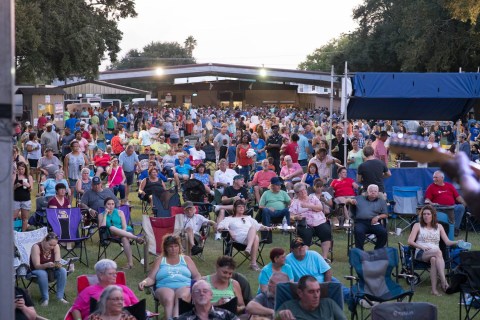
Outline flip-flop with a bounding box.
[122,264,133,270]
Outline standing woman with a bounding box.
[30,232,68,306]
[250,132,266,161]
[88,127,98,159]
[236,135,253,181]
[407,205,459,296]
[64,140,89,192]
[347,138,364,169]
[13,162,34,231]
[26,132,42,182]
[98,198,145,270]
[138,124,152,152]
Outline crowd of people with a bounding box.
[11,104,480,319]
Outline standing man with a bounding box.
[40,123,60,157]
[118,145,139,204]
[371,131,389,167]
[459,133,471,159]
[213,124,231,154]
[297,127,310,166]
[331,127,352,167]
[357,146,391,196]
[266,124,282,174]
[424,170,467,236]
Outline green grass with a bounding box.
[25,188,478,320]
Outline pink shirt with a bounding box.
[108,166,124,187]
[71,284,138,320]
[252,170,277,188]
[372,139,388,166]
[289,195,326,227]
[308,155,334,179]
[280,163,303,180]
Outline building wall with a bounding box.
[29,94,64,127]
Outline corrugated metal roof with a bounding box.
[15,87,66,95]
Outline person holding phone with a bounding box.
[15,287,37,320]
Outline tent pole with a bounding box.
[329,65,334,156]
[343,62,348,168]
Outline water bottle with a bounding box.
[282,216,288,231]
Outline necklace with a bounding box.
[42,244,51,261]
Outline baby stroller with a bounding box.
[183,179,213,219]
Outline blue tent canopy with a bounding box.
[347,73,480,120]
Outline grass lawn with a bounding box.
[24,187,477,320]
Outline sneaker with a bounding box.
[40,300,49,307]
[215,232,222,240]
[58,298,69,304]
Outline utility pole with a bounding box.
[0,0,15,318]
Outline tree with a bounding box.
[15,0,137,84]
[184,35,197,57]
[445,0,480,24]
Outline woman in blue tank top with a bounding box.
[137,234,201,319]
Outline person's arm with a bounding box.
[63,154,69,177]
[15,297,37,320]
[184,255,201,280]
[138,257,161,291]
[292,166,303,177]
[324,268,332,282]
[232,280,245,312]
[121,169,127,185]
[439,224,459,247]
[75,179,84,194]
[456,195,467,206]
[54,243,62,262]
[138,178,147,196]
[407,223,421,248]
[300,173,307,184]
[383,169,392,178]
[246,300,274,318]
[118,210,127,231]
[98,213,106,227]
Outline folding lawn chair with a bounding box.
[392,186,423,234]
[458,251,480,320]
[46,208,90,267]
[152,189,181,217]
[14,227,48,286]
[171,206,211,259]
[221,229,270,268]
[371,302,437,320]
[275,282,343,311]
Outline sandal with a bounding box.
[431,291,442,296]
[250,264,260,271]
[122,264,133,270]
[244,248,251,257]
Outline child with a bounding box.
[267,157,276,171]
[219,139,228,161]
[227,139,237,168]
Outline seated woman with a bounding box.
[47,183,71,209]
[88,285,136,320]
[217,199,272,271]
[203,256,245,314]
[93,148,110,177]
[289,182,332,261]
[70,259,138,320]
[300,163,320,188]
[75,167,92,199]
[40,169,71,199]
[191,163,215,196]
[29,232,68,306]
[106,157,127,205]
[138,166,166,202]
[279,155,303,193]
[138,234,201,319]
[407,205,459,296]
[330,166,359,221]
[98,198,145,270]
[258,248,294,294]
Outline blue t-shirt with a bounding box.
[65,118,78,133]
[138,170,167,182]
[470,126,480,141]
[228,146,237,163]
[251,139,266,161]
[285,250,331,283]
[257,262,294,294]
[297,135,310,161]
[175,164,193,175]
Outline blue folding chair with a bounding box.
[392,186,423,234]
[345,247,414,320]
[46,208,90,267]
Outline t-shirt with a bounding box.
[259,190,291,210]
[251,170,277,188]
[330,178,356,197]
[353,195,388,220]
[285,250,330,283]
[298,135,310,161]
[284,142,299,163]
[80,188,119,211]
[175,164,193,175]
[257,262,294,293]
[223,186,249,201]
[252,292,275,310]
[38,156,62,178]
[424,182,459,206]
[278,298,346,320]
[280,163,303,180]
[357,159,388,192]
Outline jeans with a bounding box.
[261,208,290,227]
[298,159,308,166]
[354,219,388,250]
[238,165,251,182]
[31,267,67,301]
[112,184,126,199]
[454,204,466,229]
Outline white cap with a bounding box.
[80,121,86,125]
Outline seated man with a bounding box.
[174,201,216,255]
[258,177,291,240]
[214,158,238,194]
[177,279,238,320]
[69,259,138,320]
[249,159,278,204]
[276,275,346,320]
[79,176,119,217]
[173,153,193,188]
[246,272,290,319]
[189,141,206,166]
[285,237,331,283]
[279,155,304,193]
[346,184,388,251]
[424,170,467,236]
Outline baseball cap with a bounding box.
[80,121,86,126]
[46,122,52,127]
[183,201,194,209]
[379,131,390,137]
[25,121,31,126]
[270,177,282,185]
[233,175,244,181]
[291,237,305,249]
[92,176,102,185]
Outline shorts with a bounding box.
[14,200,32,211]
[124,171,134,185]
[28,159,38,168]
[415,249,424,261]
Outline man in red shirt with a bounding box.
[371,131,389,167]
[249,159,278,204]
[424,170,466,236]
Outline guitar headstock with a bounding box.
[389,134,453,164]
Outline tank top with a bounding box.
[237,145,253,166]
[81,178,92,193]
[144,178,164,196]
[14,174,30,201]
[67,152,85,180]
[155,255,192,290]
[415,226,440,257]
[30,242,54,270]
[206,275,235,303]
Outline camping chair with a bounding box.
[171,206,210,259]
[46,208,90,267]
[345,247,414,320]
[391,186,423,234]
[458,251,480,320]
[97,205,144,263]
[152,189,181,217]
[371,302,437,320]
[275,282,344,311]
[348,204,389,252]
[90,299,149,320]
[14,227,48,287]
[142,215,175,272]
[221,229,270,268]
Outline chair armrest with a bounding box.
[344,275,357,281]
[398,273,415,280]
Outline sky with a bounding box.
[102,0,363,71]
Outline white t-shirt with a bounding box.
[189,147,206,161]
[139,130,152,146]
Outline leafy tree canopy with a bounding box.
[299,0,480,73]
[15,0,137,84]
